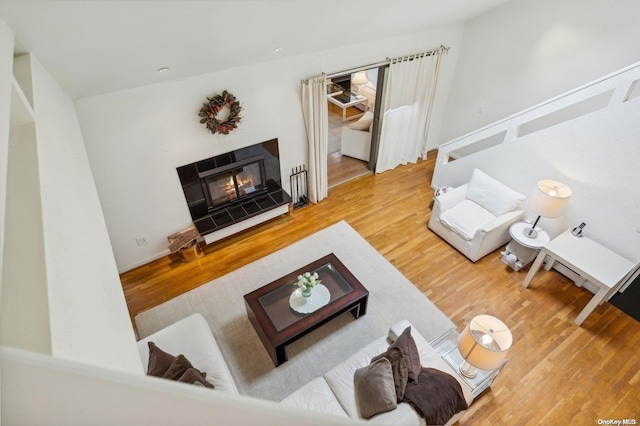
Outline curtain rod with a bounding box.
[325,45,449,79]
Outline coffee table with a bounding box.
[244,253,369,366]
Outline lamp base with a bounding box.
[459,360,478,379]
[522,227,539,239]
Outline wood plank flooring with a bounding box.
[327,151,370,188]
[120,153,640,424]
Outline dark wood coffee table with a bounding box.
[244,253,369,367]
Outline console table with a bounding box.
[522,229,635,326]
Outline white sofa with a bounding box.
[428,169,526,262]
[137,313,238,394]
[137,315,472,425]
[282,320,473,425]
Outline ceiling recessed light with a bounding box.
[157,67,170,73]
[273,47,282,53]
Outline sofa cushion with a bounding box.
[324,336,390,418]
[354,357,397,419]
[403,368,468,425]
[466,169,525,216]
[371,347,408,401]
[440,199,496,241]
[389,327,421,383]
[281,377,349,418]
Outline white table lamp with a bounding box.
[524,180,571,239]
[351,71,368,86]
[457,314,513,378]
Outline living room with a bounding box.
[1,0,640,424]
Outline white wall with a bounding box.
[435,93,640,261]
[2,16,142,373]
[0,15,12,306]
[1,122,51,354]
[440,0,640,143]
[0,18,13,417]
[76,25,464,273]
[28,56,142,373]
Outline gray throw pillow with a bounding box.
[389,326,421,383]
[354,357,397,419]
[371,347,408,401]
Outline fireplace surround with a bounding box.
[177,139,291,239]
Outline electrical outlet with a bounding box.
[136,237,148,246]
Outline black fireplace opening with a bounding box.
[200,155,267,208]
[177,139,291,237]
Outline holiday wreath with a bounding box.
[198,90,242,135]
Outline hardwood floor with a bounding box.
[327,101,371,187]
[120,153,640,424]
[327,151,370,188]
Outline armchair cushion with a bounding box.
[349,111,374,131]
[466,169,526,216]
[440,199,496,241]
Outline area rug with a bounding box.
[135,220,454,401]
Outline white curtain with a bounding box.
[301,75,329,203]
[375,49,445,174]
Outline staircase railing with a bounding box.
[432,61,640,189]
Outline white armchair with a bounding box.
[341,111,373,161]
[428,169,526,262]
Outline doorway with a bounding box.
[326,67,383,188]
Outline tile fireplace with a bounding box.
[177,139,291,239]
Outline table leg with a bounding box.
[523,249,547,288]
[350,296,368,319]
[274,344,287,366]
[574,286,609,326]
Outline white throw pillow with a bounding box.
[440,199,497,241]
[466,169,525,217]
[349,111,374,131]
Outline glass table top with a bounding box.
[257,261,354,332]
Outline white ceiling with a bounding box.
[0,1,510,99]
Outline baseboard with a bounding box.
[118,250,170,274]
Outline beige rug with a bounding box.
[135,220,454,401]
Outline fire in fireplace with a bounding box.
[200,156,267,208]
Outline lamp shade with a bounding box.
[351,71,369,86]
[528,180,571,218]
[457,315,512,371]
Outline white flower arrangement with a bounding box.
[294,272,321,291]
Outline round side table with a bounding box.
[502,222,550,271]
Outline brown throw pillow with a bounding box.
[354,357,397,419]
[147,342,176,377]
[177,368,214,389]
[162,354,194,380]
[389,326,421,383]
[371,347,409,401]
[403,368,468,425]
